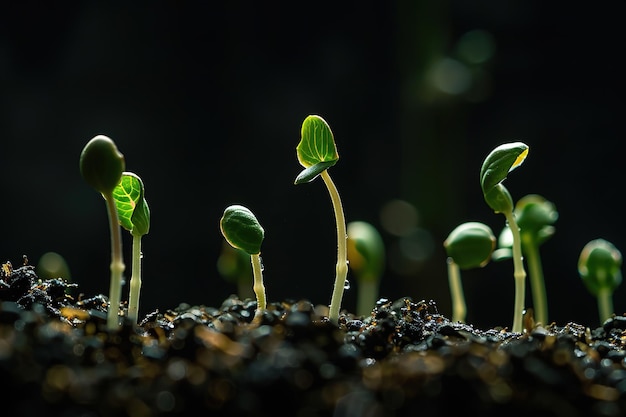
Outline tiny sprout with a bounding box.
[79,135,126,331]
[578,238,622,324]
[295,115,347,325]
[112,172,151,325]
[443,222,496,323]
[347,221,386,318]
[480,141,529,333]
[220,205,266,318]
[493,194,558,326]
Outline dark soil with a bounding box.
[2,260,626,417]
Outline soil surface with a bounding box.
[2,260,626,417]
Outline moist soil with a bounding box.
[2,261,626,417]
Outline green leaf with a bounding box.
[80,135,125,195]
[347,221,385,283]
[480,142,528,213]
[220,205,265,255]
[515,194,558,246]
[295,115,339,183]
[112,172,150,236]
[578,239,623,296]
[444,222,496,269]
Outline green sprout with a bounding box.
[492,194,558,326]
[294,115,346,325]
[347,220,386,318]
[112,172,151,325]
[79,135,126,331]
[220,205,266,319]
[443,222,496,323]
[217,241,255,301]
[480,141,529,333]
[578,238,623,324]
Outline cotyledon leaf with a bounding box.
[112,172,150,236]
[295,115,338,184]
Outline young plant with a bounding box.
[443,222,496,323]
[480,141,529,333]
[220,205,266,319]
[578,238,623,324]
[346,220,386,318]
[79,135,126,331]
[492,194,558,326]
[294,115,346,325]
[112,172,151,325]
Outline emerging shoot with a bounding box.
[112,172,151,325]
[220,205,266,319]
[443,222,496,323]
[79,135,126,331]
[347,221,386,318]
[295,115,346,325]
[480,141,529,333]
[578,238,622,324]
[492,194,558,326]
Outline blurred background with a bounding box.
[1,1,625,329]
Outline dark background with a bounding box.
[1,1,624,329]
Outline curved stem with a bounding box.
[127,234,142,325]
[523,237,548,326]
[321,170,348,325]
[447,258,466,323]
[251,253,266,316]
[104,193,125,331]
[504,209,526,333]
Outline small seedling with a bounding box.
[578,238,622,324]
[220,205,266,318]
[492,194,558,326]
[294,115,347,325]
[79,135,126,331]
[443,222,496,323]
[112,172,151,325]
[480,141,529,333]
[347,220,386,318]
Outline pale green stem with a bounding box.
[321,170,348,325]
[357,279,379,318]
[504,210,526,333]
[104,194,125,331]
[596,286,613,324]
[127,234,142,325]
[250,253,266,317]
[523,237,548,326]
[446,258,466,323]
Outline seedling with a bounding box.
[112,172,151,325]
[578,238,622,324]
[347,220,386,318]
[480,141,529,333]
[294,115,346,325]
[492,194,558,326]
[220,205,266,319]
[79,135,126,331]
[443,222,496,323]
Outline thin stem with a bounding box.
[321,170,348,325]
[596,286,613,324]
[504,210,527,333]
[127,234,142,325]
[357,280,379,318]
[447,258,466,323]
[251,253,266,316]
[523,237,548,326]
[104,193,125,331]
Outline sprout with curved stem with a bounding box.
[492,194,558,326]
[578,238,622,324]
[480,141,529,333]
[79,135,126,331]
[294,115,346,325]
[112,172,150,325]
[347,221,386,318]
[443,222,496,323]
[220,205,266,319]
